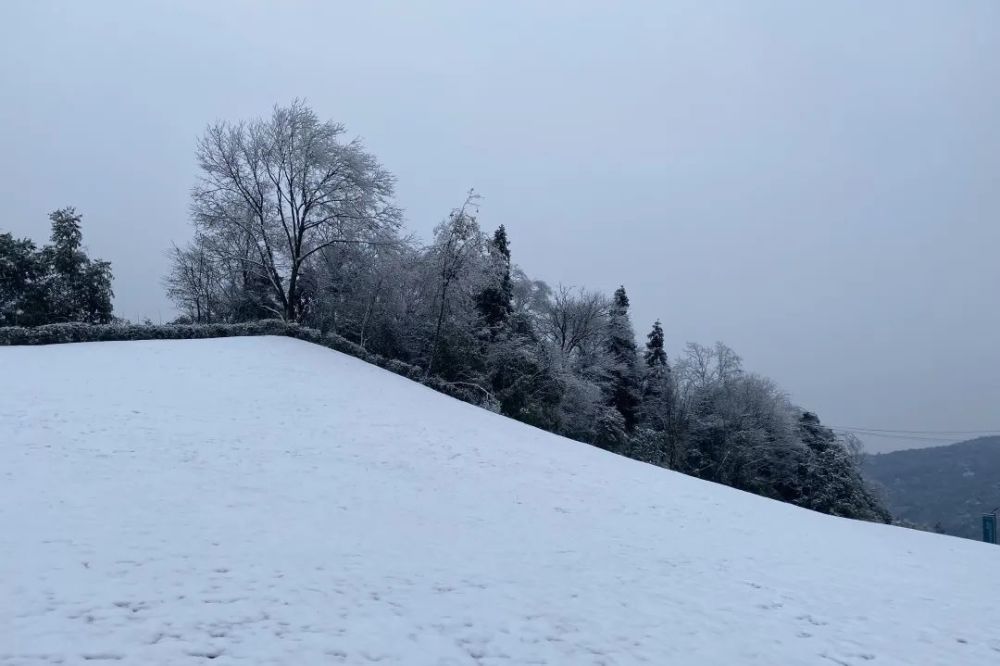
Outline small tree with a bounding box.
[164,239,221,323]
[594,406,629,452]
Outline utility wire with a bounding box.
[830,426,1000,436]
[830,430,962,444]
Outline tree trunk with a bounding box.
[427,280,450,377]
[286,262,300,322]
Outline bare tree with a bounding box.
[425,192,485,376]
[191,100,400,321]
[542,285,609,357]
[164,241,218,323]
[675,341,743,397]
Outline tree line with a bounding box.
[0,208,113,327]
[0,101,889,522]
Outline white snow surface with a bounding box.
[2,336,999,665]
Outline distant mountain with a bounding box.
[863,436,1000,540]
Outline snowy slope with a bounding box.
[1,337,998,666]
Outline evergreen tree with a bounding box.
[475,227,561,427]
[604,285,641,431]
[0,234,46,326]
[476,225,513,329]
[0,208,113,325]
[594,406,629,452]
[639,319,676,438]
[78,258,114,323]
[796,412,891,522]
[43,208,113,324]
[644,320,667,367]
[48,208,84,277]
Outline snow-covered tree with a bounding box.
[424,193,487,378]
[1,208,112,326]
[476,225,513,330]
[156,100,893,524]
[43,208,113,324]
[0,233,45,326]
[644,320,668,367]
[639,321,675,427]
[795,412,891,522]
[191,100,400,322]
[164,239,220,323]
[604,286,641,431]
[542,285,608,358]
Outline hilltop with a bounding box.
[2,337,998,664]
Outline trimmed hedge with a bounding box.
[0,320,291,345]
[0,320,492,410]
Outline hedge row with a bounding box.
[0,320,491,410]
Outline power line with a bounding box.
[830,426,1000,436]
[830,430,962,444]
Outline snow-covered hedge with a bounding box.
[0,320,293,345]
[0,320,486,408]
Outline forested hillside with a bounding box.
[2,101,889,523]
[163,101,889,522]
[865,437,1000,539]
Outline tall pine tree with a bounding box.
[639,319,676,436]
[604,285,641,431]
[644,319,667,367]
[476,225,513,329]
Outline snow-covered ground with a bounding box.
[1,337,998,665]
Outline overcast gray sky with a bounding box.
[2,1,998,452]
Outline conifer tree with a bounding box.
[0,234,45,326]
[43,208,113,324]
[0,208,112,325]
[48,208,84,277]
[476,225,513,329]
[644,319,667,367]
[604,285,641,430]
[639,319,676,437]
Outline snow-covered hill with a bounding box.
[2,336,998,665]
